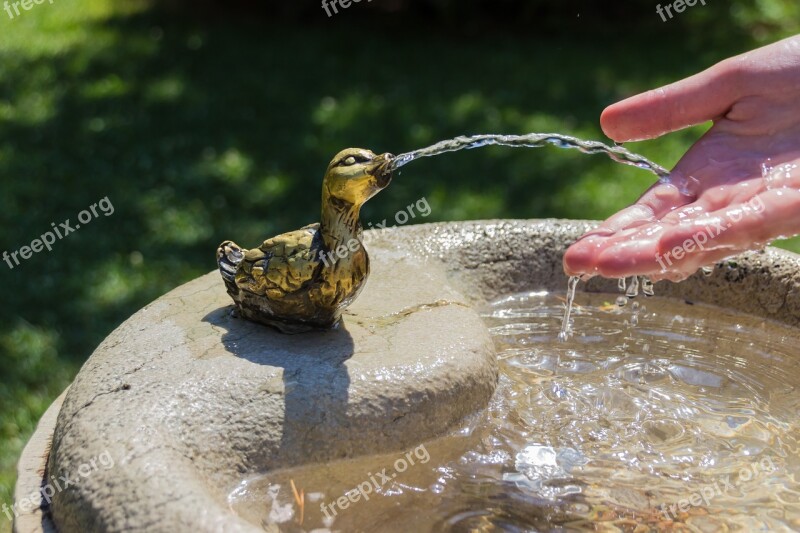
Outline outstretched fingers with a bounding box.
[564,178,696,275]
[566,188,800,279]
[601,58,745,142]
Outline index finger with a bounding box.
[601,58,743,142]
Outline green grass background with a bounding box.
[0,1,798,530]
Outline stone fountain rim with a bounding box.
[14,218,800,533]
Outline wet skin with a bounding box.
[564,35,800,282]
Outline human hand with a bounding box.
[564,35,800,282]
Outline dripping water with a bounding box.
[641,277,654,297]
[626,276,640,298]
[558,276,580,342]
[630,301,641,327]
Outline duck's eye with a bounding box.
[343,156,357,166]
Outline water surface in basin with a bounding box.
[230,291,800,532]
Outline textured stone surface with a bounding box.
[372,219,800,325]
[16,219,800,533]
[40,230,498,533]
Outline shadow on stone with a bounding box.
[202,304,355,460]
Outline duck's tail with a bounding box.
[217,241,244,296]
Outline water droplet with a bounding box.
[551,382,568,397]
[642,277,654,297]
[665,172,702,199]
[629,300,642,327]
[626,276,640,299]
[430,483,445,494]
[618,277,627,293]
[616,296,628,307]
[701,266,714,277]
[763,160,798,191]
[762,159,773,178]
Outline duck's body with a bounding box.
[217,149,393,333]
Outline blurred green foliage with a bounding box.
[0,1,798,530]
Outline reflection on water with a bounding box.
[230,291,800,532]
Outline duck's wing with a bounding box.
[235,223,322,299]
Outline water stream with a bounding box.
[391,133,673,345]
[390,133,670,179]
[558,276,580,342]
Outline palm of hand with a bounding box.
[564,36,800,281]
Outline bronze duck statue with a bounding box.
[216,148,394,333]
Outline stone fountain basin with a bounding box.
[15,219,800,533]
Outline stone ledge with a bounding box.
[43,235,497,532]
[18,219,800,532]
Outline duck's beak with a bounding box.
[372,152,395,188]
